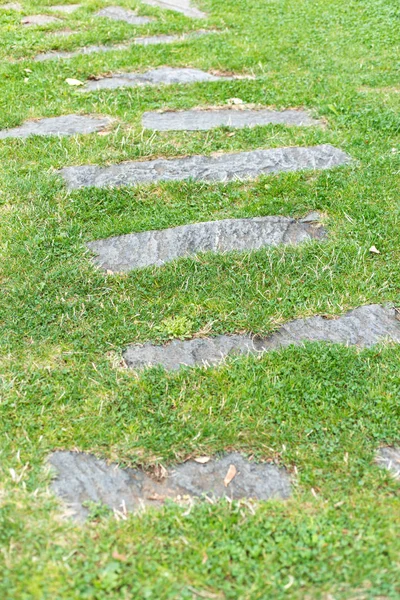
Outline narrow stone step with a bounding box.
[33,30,214,62]
[81,66,235,92]
[22,14,62,25]
[376,447,400,480]
[0,115,111,139]
[95,6,154,25]
[48,4,81,13]
[123,305,400,371]
[49,451,290,520]
[60,144,351,190]
[141,0,207,19]
[143,107,322,131]
[87,214,326,272]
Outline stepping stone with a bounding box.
[95,6,154,25]
[21,14,62,25]
[143,107,322,131]
[376,447,400,480]
[48,4,82,13]
[141,0,206,19]
[1,2,22,10]
[33,31,212,61]
[48,451,290,520]
[87,214,326,272]
[81,66,234,92]
[0,115,111,139]
[123,305,400,371]
[60,144,351,190]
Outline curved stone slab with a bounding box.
[376,447,400,480]
[87,215,326,272]
[141,0,206,18]
[48,4,81,13]
[81,66,233,92]
[0,115,111,139]
[143,108,321,131]
[21,14,62,25]
[123,305,400,371]
[95,6,154,24]
[48,451,290,520]
[60,144,351,190]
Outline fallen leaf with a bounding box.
[65,78,84,86]
[24,68,32,73]
[97,131,111,136]
[226,132,235,137]
[112,550,127,562]
[226,97,243,105]
[223,464,237,487]
[369,245,380,254]
[194,456,210,464]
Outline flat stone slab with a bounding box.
[60,144,351,190]
[87,214,326,272]
[143,108,321,131]
[0,115,111,139]
[141,0,206,18]
[48,451,290,520]
[48,4,81,13]
[33,31,213,61]
[1,2,22,10]
[376,447,400,480]
[123,305,400,371]
[21,14,62,25]
[95,6,154,24]
[81,66,234,92]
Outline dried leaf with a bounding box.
[112,550,127,562]
[369,245,380,254]
[194,456,211,464]
[65,78,84,86]
[223,464,237,487]
[226,97,243,105]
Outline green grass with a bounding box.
[0,0,399,597]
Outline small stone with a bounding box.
[376,447,400,480]
[48,451,291,520]
[22,14,62,25]
[123,305,400,371]
[0,115,111,139]
[141,0,206,19]
[95,6,154,24]
[48,4,81,13]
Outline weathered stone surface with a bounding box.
[48,4,81,13]
[143,108,321,131]
[95,6,154,24]
[48,451,290,520]
[123,305,400,371]
[87,214,326,272]
[141,0,206,19]
[33,31,212,61]
[1,2,22,10]
[22,14,62,25]
[81,66,232,92]
[0,115,111,139]
[60,144,351,190]
[376,447,400,480]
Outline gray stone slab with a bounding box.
[81,66,232,92]
[0,115,111,139]
[60,144,351,190]
[1,2,22,10]
[48,4,81,13]
[141,0,206,19]
[123,305,400,371]
[48,451,290,520]
[376,447,400,480]
[143,108,321,131]
[87,215,326,272]
[21,14,62,25]
[95,6,154,24]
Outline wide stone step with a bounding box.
[81,66,235,92]
[87,214,326,272]
[0,115,111,139]
[141,0,207,19]
[123,305,400,371]
[95,6,154,24]
[48,451,290,520]
[143,107,322,130]
[60,144,351,189]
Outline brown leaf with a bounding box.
[369,245,380,254]
[112,550,127,562]
[194,456,211,464]
[223,464,237,487]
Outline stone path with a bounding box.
[142,107,322,131]
[81,67,235,92]
[60,144,351,189]
[0,115,111,139]
[33,31,214,62]
[22,14,61,25]
[49,451,290,520]
[48,4,81,13]
[95,6,154,25]
[376,447,400,480]
[87,214,326,272]
[123,305,400,371]
[141,0,207,19]
[1,2,22,9]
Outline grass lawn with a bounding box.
[0,0,399,597]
